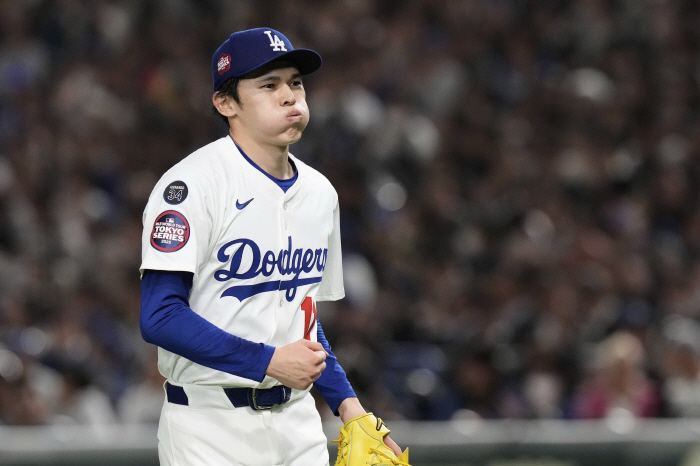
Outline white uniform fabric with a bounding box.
[141,136,344,388]
[158,387,328,466]
[140,136,345,466]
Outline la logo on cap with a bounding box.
[264,31,287,52]
[217,53,231,74]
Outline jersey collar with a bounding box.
[231,137,299,192]
[225,136,306,201]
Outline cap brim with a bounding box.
[233,49,323,78]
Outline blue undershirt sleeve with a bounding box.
[140,269,276,382]
[313,319,356,415]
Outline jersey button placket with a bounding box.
[282,200,289,230]
[279,200,288,309]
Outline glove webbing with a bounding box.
[367,448,410,466]
[332,433,408,466]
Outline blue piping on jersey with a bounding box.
[231,137,298,192]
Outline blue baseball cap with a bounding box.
[212,28,322,91]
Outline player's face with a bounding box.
[234,64,309,146]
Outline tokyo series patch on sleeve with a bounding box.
[151,210,190,252]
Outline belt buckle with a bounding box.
[251,388,274,410]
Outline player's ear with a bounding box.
[212,93,239,118]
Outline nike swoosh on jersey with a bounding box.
[236,198,254,210]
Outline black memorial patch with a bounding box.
[163,181,188,205]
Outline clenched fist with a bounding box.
[265,339,328,390]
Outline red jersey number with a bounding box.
[301,297,317,341]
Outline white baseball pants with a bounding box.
[157,383,329,466]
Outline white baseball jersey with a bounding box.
[140,135,344,388]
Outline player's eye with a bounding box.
[262,84,275,89]
[291,80,303,87]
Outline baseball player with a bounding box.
[139,28,407,466]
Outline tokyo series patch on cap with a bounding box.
[212,28,322,91]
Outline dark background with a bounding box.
[2,0,700,427]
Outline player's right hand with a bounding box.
[265,339,328,390]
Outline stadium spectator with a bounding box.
[1,0,700,423]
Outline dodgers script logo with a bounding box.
[215,236,327,302]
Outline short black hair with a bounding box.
[211,76,242,127]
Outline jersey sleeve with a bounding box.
[140,270,275,382]
[313,318,356,415]
[316,197,345,301]
[140,165,216,277]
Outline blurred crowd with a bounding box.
[2,0,700,426]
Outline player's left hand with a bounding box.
[338,397,402,457]
[333,412,409,465]
[384,435,402,457]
